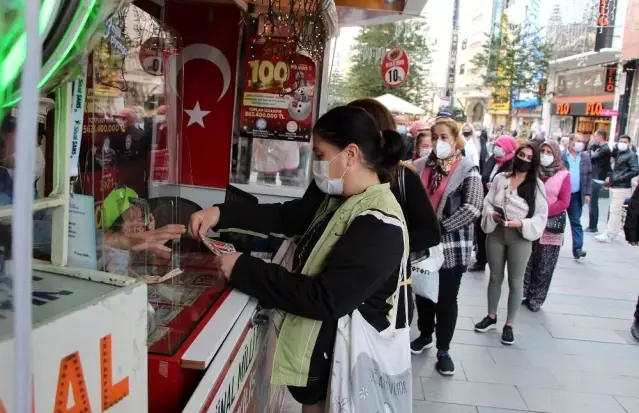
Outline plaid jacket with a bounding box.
[414,157,483,271]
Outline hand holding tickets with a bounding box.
[189,207,221,240]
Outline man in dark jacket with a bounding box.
[562,133,592,259]
[623,186,639,340]
[586,129,612,233]
[597,135,639,242]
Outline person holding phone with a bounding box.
[476,143,548,345]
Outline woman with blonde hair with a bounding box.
[410,117,483,376]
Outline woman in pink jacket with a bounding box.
[523,140,571,312]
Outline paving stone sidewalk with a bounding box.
[282,199,639,413]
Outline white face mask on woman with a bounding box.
[313,152,349,195]
[435,140,452,159]
[540,154,554,167]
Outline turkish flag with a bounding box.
[165,2,240,188]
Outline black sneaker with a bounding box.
[468,262,486,272]
[573,250,587,259]
[474,315,497,332]
[585,227,598,233]
[502,325,515,345]
[631,321,639,341]
[436,351,455,376]
[410,335,433,354]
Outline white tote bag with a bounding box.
[410,244,444,303]
[328,264,412,413]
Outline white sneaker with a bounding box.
[595,233,612,242]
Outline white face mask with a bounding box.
[493,146,505,158]
[574,142,585,152]
[540,154,554,167]
[419,148,431,158]
[313,152,348,195]
[474,131,481,138]
[435,140,452,160]
[618,143,629,152]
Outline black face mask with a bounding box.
[462,131,472,137]
[514,157,533,172]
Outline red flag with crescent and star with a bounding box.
[165,2,240,188]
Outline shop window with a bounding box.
[459,64,466,75]
[230,22,316,194]
[461,39,467,50]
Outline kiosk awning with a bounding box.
[336,0,428,27]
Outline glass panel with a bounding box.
[68,3,230,356]
[230,20,316,190]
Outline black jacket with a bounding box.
[589,142,612,181]
[215,178,439,382]
[610,149,639,188]
[624,185,639,243]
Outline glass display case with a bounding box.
[229,19,318,195]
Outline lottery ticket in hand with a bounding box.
[202,238,236,255]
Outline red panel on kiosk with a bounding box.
[164,2,241,188]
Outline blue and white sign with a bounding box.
[68,194,97,270]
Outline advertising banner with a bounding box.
[240,37,316,143]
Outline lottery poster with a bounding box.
[239,37,316,142]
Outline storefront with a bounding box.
[549,65,617,136]
[550,101,615,136]
[0,0,426,412]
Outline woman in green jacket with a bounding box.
[189,106,409,413]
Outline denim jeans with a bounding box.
[588,180,603,231]
[567,191,584,255]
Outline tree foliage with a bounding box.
[344,21,432,108]
[327,69,348,110]
[470,16,552,105]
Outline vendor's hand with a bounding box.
[629,242,637,246]
[129,224,186,258]
[585,195,591,205]
[486,182,492,190]
[216,252,242,280]
[189,207,221,241]
[492,211,505,225]
[505,219,522,229]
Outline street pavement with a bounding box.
[282,199,639,413]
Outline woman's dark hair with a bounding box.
[313,106,403,181]
[508,142,540,218]
[347,98,397,131]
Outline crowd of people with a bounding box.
[7,98,638,412]
[184,101,639,412]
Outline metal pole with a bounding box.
[13,0,41,410]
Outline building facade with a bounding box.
[453,0,495,125]
[542,0,625,140]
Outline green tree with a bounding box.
[470,15,552,118]
[327,69,349,110]
[345,20,432,108]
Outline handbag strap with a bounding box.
[390,248,410,329]
[398,165,406,206]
